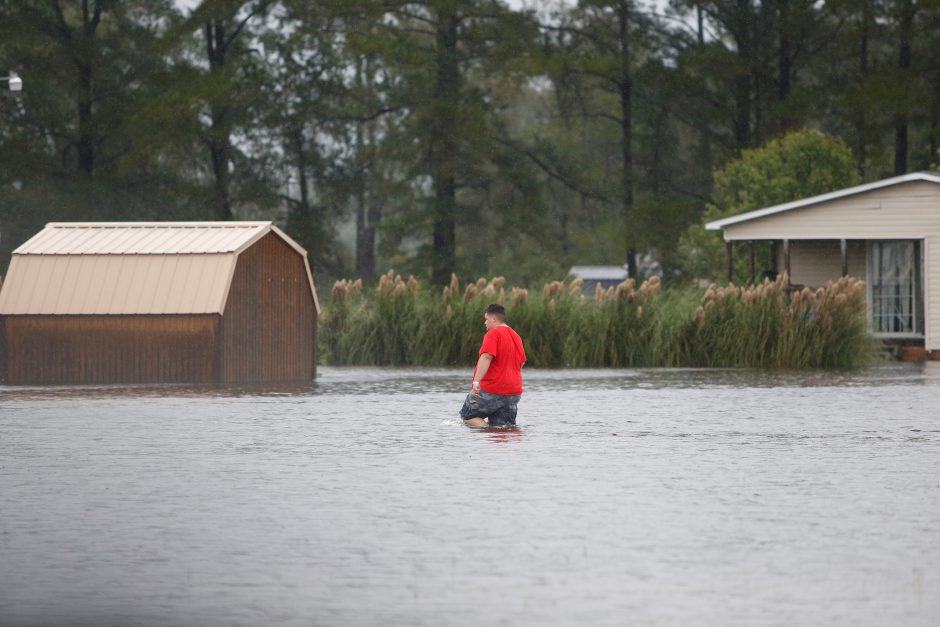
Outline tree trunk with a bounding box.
[356,195,377,279]
[75,0,103,175]
[776,0,793,131]
[697,1,705,44]
[931,78,940,166]
[354,139,377,278]
[209,134,233,220]
[205,18,234,220]
[649,98,668,193]
[855,0,871,176]
[291,127,310,216]
[894,0,914,175]
[733,75,751,149]
[618,1,636,278]
[287,124,323,267]
[366,193,381,277]
[733,0,753,149]
[77,62,95,175]
[430,4,460,285]
[354,59,381,279]
[560,202,570,257]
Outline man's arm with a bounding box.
[471,353,494,395]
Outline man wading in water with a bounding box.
[460,303,527,428]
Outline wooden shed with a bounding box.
[0,221,320,385]
[705,172,940,353]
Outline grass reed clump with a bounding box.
[683,273,877,368]
[319,271,876,369]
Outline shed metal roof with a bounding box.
[14,221,275,255]
[0,222,319,315]
[569,265,629,281]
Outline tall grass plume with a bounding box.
[319,271,876,369]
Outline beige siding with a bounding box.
[0,254,236,314]
[722,180,940,351]
[722,181,939,240]
[778,240,868,288]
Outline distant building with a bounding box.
[568,265,629,295]
[706,171,940,353]
[0,221,320,385]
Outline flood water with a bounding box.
[2,364,939,626]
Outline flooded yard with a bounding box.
[1,364,939,626]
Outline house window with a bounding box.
[869,240,920,335]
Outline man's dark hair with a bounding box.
[485,303,506,321]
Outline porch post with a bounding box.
[748,241,756,284]
[725,240,733,283]
[840,238,848,277]
[783,238,791,283]
[769,241,778,274]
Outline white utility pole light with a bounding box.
[2,72,23,91]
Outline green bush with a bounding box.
[678,130,860,282]
[319,271,878,369]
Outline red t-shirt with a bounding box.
[476,325,526,396]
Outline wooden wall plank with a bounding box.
[221,233,316,383]
[1,314,218,385]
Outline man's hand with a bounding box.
[471,353,493,396]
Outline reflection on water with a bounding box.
[1,363,939,626]
[467,425,525,444]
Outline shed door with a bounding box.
[868,240,922,336]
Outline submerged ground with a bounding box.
[1,364,938,626]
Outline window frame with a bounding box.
[866,239,924,339]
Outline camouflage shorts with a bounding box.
[459,391,521,427]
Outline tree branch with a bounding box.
[90,0,104,33]
[49,0,72,39]
[497,137,610,203]
[224,0,272,50]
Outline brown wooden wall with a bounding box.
[220,233,317,383]
[1,315,218,385]
[0,316,7,384]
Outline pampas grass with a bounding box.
[319,271,877,369]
